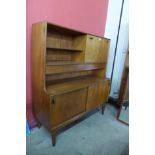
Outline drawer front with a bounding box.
[51,88,87,127]
[86,80,110,111]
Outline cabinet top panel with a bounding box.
[46,76,109,96]
[33,21,110,40]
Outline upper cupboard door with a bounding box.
[85,35,110,63]
[50,88,87,127]
[85,35,100,62]
[99,39,110,64]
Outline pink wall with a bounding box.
[26,0,109,128]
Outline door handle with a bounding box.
[52,97,56,105]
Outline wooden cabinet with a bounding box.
[32,22,111,146]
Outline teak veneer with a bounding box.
[32,21,111,146]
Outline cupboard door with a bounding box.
[51,88,87,127]
[98,39,110,63]
[85,35,101,62]
[85,35,110,63]
[86,80,110,111]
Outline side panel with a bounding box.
[32,22,50,129]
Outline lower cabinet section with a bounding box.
[50,88,87,127]
[44,79,110,146]
[50,80,111,128]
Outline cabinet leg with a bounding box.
[101,104,106,115]
[36,119,41,128]
[51,131,57,146]
[38,122,41,128]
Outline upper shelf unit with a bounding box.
[46,23,110,62]
[44,22,110,78]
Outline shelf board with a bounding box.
[46,61,79,65]
[46,76,106,95]
[46,62,105,74]
[46,47,82,52]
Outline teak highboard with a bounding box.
[32,21,111,146]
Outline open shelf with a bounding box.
[46,61,79,65]
[45,62,105,74]
[46,76,105,95]
[46,47,82,52]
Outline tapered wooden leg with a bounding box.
[38,122,41,128]
[36,119,41,128]
[51,131,57,146]
[101,104,106,115]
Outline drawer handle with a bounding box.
[89,37,93,39]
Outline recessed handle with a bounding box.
[52,97,56,105]
[89,37,93,39]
